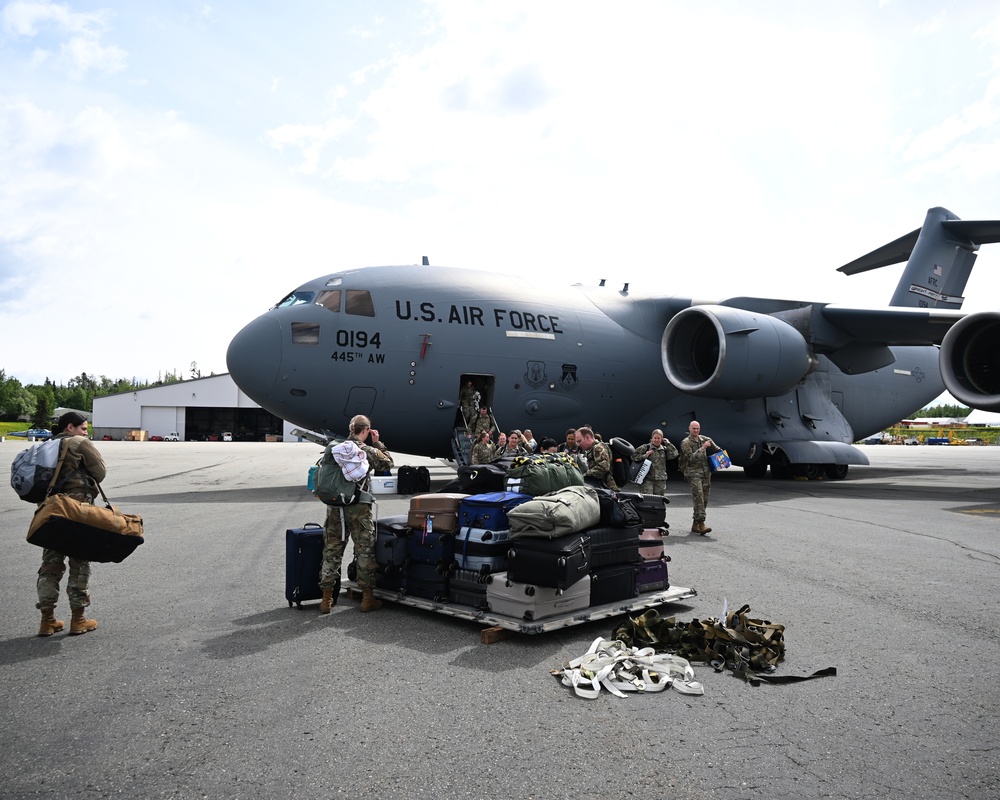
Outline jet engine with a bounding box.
[662,305,816,399]
[940,311,1000,412]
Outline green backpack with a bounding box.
[313,446,370,506]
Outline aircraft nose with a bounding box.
[226,315,282,402]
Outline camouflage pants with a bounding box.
[37,548,92,610]
[686,474,711,522]
[321,503,376,590]
[640,478,667,498]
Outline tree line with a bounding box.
[0,364,209,429]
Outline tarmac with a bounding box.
[1,440,998,799]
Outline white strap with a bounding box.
[553,638,705,699]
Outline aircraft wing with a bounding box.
[818,305,963,347]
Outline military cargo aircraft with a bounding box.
[227,206,1000,478]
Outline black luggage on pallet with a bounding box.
[506,532,591,590]
[589,563,638,606]
[620,491,669,528]
[285,523,325,608]
[449,567,490,609]
[402,562,450,602]
[585,525,642,568]
[375,514,411,575]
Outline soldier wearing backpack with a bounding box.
[319,415,394,613]
[36,412,105,636]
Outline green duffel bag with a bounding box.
[507,484,601,538]
[505,453,583,497]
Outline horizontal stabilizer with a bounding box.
[838,228,920,275]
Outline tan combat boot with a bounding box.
[319,588,334,614]
[360,588,383,612]
[69,607,98,635]
[691,521,712,535]
[38,607,65,637]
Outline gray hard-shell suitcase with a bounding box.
[486,572,591,621]
[453,526,511,575]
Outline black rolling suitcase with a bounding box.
[589,563,638,606]
[506,532,591,590]
[620,491,669,528]
[585,525,642,567]
[285,523,325,608]
[375,515,411,576]
[450,567,490,609]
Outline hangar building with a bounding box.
[92,373,295,442]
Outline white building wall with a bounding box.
[93,374,281,439]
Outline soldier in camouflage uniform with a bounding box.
[471,430,495,464]
[36,412,103,636]
[679,420,718,535]
[632,429,678,497]
[459,380,479,427]
[319,414,394,613]
[468,405,494,439]
[575,426,619,491]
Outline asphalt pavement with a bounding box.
[1,440,998,799]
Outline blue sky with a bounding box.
[2,0,999,388]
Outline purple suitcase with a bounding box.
[634,558,670,593]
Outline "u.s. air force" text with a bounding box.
[394,301,562,334]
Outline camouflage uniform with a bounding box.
[632,439,678,497]
[469,413,493,439]
[460,384,479,426]
[320,436,394,591]
[679,434,713,524]
[471,440,494,465]
[37,434,106,611]
[583,440,619,491]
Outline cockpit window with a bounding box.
[345,290,375,317]
[275,291,316,308]
[316,290,341,311]
[291,322,320,345]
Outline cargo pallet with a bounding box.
[343,581,697,643]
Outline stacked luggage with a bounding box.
[308,482,672,621]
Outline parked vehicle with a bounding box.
[222,431,233,442]
[164,432,180,442]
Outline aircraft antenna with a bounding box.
[422,256,429,265]
[599,279,606,286]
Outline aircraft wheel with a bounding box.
[742,461,768,479]
[793,463,821,480]
[823,464,849,480]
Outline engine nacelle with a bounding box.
[941,311,1000,412]
[662,305,815,399]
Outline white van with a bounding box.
[222,431,233,442]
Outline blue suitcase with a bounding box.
[453,526,511,576]
[406,527,455,567]
[458,491,532,531]
[285,523,325,608]
[403,561,450,601]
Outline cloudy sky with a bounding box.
[2,0,999,388]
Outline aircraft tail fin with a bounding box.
[838,207,1000,310]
